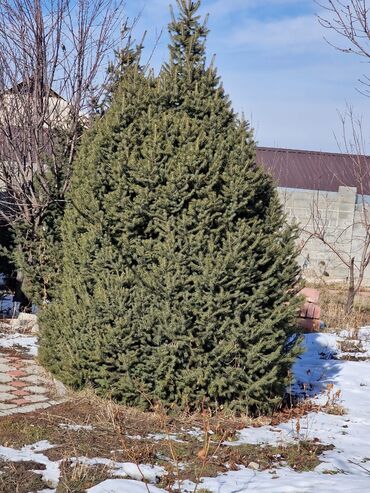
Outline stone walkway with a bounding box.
[0,323,63,416]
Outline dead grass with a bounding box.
[0,392,248,462]
[339,339,365,353]
[324,404,347,416]
[0,420,50,448]
[308,283,370,331]
[339,354,369,361]
[0,460,48,493]
[57,461,111,493]
[159,440,334,489]
[0,390,335,491]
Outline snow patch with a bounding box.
[0,332,38,356]
[71,457,165,482]
[0,441,59,486]
[59,423,93,431]
[87,479,166,493]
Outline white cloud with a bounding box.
[206,0,307,17]
[229,14,325,52]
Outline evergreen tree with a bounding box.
[102,37,144,111]
[40,0,302,414]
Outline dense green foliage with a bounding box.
[9,135,70,306]
[40,0,302,414]
[12,205,64,305]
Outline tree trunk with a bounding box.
[345,258,356,314]
[345,285,355,314]
[14,269,28,304]
[13,243,29,311]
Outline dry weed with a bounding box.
[308,282,370,331]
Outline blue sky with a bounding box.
[125,0,370,152]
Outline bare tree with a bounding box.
[0,0,131,303]
[300,109,370,313]
[311,1,370,311]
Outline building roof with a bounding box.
[3,80,65,101]
[256,147,370,195]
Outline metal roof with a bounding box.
[256,147,370,194]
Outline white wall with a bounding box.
[278,185,370,285]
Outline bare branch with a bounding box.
[0,0,131,228]
[317,0,370,95]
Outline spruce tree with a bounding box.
[40,0,302,414]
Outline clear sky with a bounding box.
[125,0,370,153]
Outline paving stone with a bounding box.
[47,400,59,407]
[0,363,15,372]
[0,384,13,392]
[20,360,37,366]
[21,375,45,384]
[23,394,48,403]
[10,401,52,414]
[7,370,27,378]
[12,389,31,396]
[9,380,28,388]
[12,361,26,369]
[0,342,63,416]
[0,392,19,400]
[0,402,17,411]
[9,398,30,406]
[0,374,12,383]
[24,385,48,394]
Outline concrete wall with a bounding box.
[278,186,370,285]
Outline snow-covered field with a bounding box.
[179,330,370,493]
[0,330,369,492]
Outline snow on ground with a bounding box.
[0,440,59,487]
[0,331,369,492]
[78,328,370,493]
[184,331,370,493]
[70,457,165,482]
[87,479,167,493]
[0,332,38,356]
[59,423,94,431]
[0,441,166,492]
[180,467,370,493]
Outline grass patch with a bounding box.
[339,354,369,362]
[324,404,347,416]
[339,340,365,353]
[159,440,334,489]
[0,421,50,448]
[308,283,370,331]
[0,392,335,491]
[57,461,110,493]
[222,440,333,473]
[0,460,48,493]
